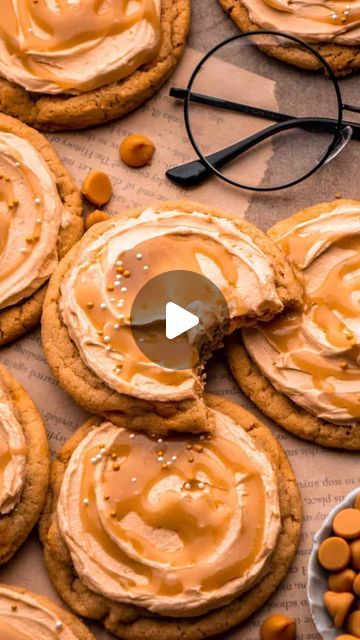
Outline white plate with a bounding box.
[307,487,360,640]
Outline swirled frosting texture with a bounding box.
[243,202,360,425]
[0,382,26,516]
[60,208,284,402]
[0,586,77,639]
[57,410,280,616]
[0,130,68,310]
[0,0,161,94]
[241,0,360,44]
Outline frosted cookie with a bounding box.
[227,199,360,449]
[218,0,360,76]
[0,0,190,132]
[40,394,301,640]
[0,114,83,346]
[0,584,95,640]
[41,200,301,435]
[0,363,49,564]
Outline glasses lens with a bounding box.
[186,33,341,190]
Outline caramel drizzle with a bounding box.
[79,428,266,595]
[264,0,360,27]
[0,138,44,286]
[1,0,161,90]
[259,228,360,418]
[74,228,244,389]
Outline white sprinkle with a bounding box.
[110,297,116,302]
[36,217,42,224]
[116,260,123,266]
[34,197,41,205]
[20,248,27,254]
[28,27,33,33]
[83,498,89,506]
[103,335,111,343]
[100,302,107,310]
[171,455,177,461]
[166,461,172,468]
[115,273,122,280]
[117,299,124,308]
[131,477,137,482]
[118,314,124,320]
[199,435,205,441]
[121,286,127,292]
[96,453,103,462]
[14,161,20,168]
[100,447,107,455]
[331,12,337,18]
[158,456,164,462]
[90,456,98,464]
[129,433,136,439]
[344,9,349,14]
[55,621,63,631]
[114,281,121,287]
[105,345,111,352]
[139,337,145,343]
[184,483,191,491]
[113,323,120,330]
[136,252,143,260]
[198,482,205,490]
[143,265,149,271]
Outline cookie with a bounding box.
[41,199,302,435]
[0,0,190,132]
[0,583,95,640]
[218,0,360,76]
[0,363,49,564]
[39,393,302,640]
[227,199,360,450]
[0,113,83,346]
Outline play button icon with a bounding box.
[131,270,230,371]
[165,302,199,340]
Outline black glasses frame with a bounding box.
[167,30,360,192]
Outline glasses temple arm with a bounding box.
[166,116,347,188]
[170,87,291,123]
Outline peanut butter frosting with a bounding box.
[241,0,360,45]
[0,130,70,310]
[0,586,77,639]
[0,382,26,516]
[0,0,162,95]
[60,208,284,403]
[57,410,281,616]
[243,202,360,425]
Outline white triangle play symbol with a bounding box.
[165,302,199,340]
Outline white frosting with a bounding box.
[60,208,283,402]
[243,202,360,425]
[0,586,77,639]
[57,410,281,616]
[0,131,68,310]
[0,0,162,94]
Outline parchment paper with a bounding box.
[0,37,358,640]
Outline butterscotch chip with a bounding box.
[323,592,355,628]
[333,509,360,540]
[328,569,356,593]
[347,611,360,637]
[120,134,155,168]
[85,210,111,231]
[81,170,112,206]
[354,494,360,510]
[350,539,360,571]
[353,573,360,596]
[318,537,351,572]
[260,614,296,640]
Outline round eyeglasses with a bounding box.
[166,31,359,192]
